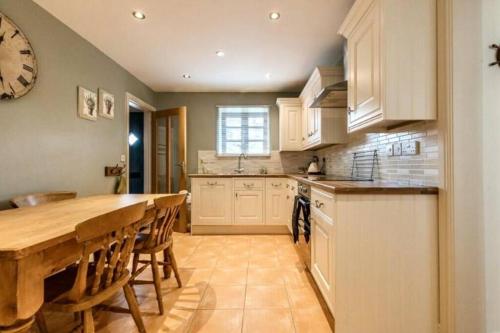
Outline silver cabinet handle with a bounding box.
[348,106,356,113]
[286,184,290,188]
[271,183,281,187]
[207,181,218,186]
[291,186,295,191]
[315,200,325,208]
[235,192,238,199]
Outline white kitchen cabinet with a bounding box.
[234,190,264,225]
[191,178,233,225]
[300,67,348,150]
[310,188,336,314]
[265,179,288,225]
[339,0,437,133]
[277,98,302,151]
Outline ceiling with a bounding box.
[33,0,354,92]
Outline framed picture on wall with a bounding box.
[98,88,115,119]
[77,86,97,121]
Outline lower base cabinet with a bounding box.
[191,177,290,228]
[234,190,264,224]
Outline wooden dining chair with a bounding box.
[130,194,186,315]
[35,201,148,333]
[10,191,77,208]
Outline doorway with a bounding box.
[128,107,145,194]
[151,107,187,193]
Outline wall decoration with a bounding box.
[0,12,38,100]
[98,88,115,119]
[77,86,97,121]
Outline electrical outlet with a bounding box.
[402,141,420,156]
[120,154,126,162]
[386,144,394,156]
[393,143,402,156]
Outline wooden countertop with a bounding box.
[188,174,438,194]
[288,175,439,195]
[0,194,170,259]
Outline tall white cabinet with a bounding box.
[339,0,437,132]
[277,98,302,151]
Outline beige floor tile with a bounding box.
[248,255,280,268]
[292,308,333,333]
[242,309,295,333]
[210,267,248,285]
[282,267,311,288]
[216,256,249,268]
[188,309,243,333]
[286,286,323,309]
[199,285,246,309]
[245,285,290,309]
[162,284,208,310]
[247,267,285,285]
[143,308,196,333]
[182,255,218,269]
[166,268,214,288]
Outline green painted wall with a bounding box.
[0,0,157,208]
[156,92,297,175]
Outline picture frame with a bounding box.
[77,86,97,121]
[98,88,115,119]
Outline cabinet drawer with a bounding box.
[266,178,287,190]
[311,187,334,218]
[234,178,264,190]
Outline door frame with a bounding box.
[125,92,156,194]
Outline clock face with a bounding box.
[0,13,37,100]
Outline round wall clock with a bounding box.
[0,12,37,100]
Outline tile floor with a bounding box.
[36,234,334,333]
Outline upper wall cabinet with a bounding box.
[339,0,437,133]
[277,98,302,151]
[300,67,348,150]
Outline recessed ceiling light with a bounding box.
[132,11,146,20]
[216,50,225,57]
[265,73,272,79]
[269,12,280,20]
[182,73,191,79]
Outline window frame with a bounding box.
[216,105,271,157]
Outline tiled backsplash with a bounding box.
[197,121,439,186]
[316,121,439,186]
[197,150,313,175]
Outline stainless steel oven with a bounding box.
[292,181,311,270]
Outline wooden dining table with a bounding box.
[0,194,171,332]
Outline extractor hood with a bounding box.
[309,80,348,108]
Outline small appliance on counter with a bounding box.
[307,156,321,175]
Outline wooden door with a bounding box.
[234,190,264,225]
[152,107,187,193]
[347,2,381,130]
[191,178,233,225]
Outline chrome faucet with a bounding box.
[234,153,248,174]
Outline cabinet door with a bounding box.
[280,104,302,151]
[234,190,264,225]
[266,187,287,225]
[347,2,381,130]
[301,104,308,148]
[311,209,335,312]
[192,179,232,225]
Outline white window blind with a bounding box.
[216,106,270,156]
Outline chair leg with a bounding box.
[168,247,182,288]
[131,252,140,276]
[123,284,146,333]
[151,253,165,315]
[162,249,172,279]
[35,311,48,333]
[82,309,94,333]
